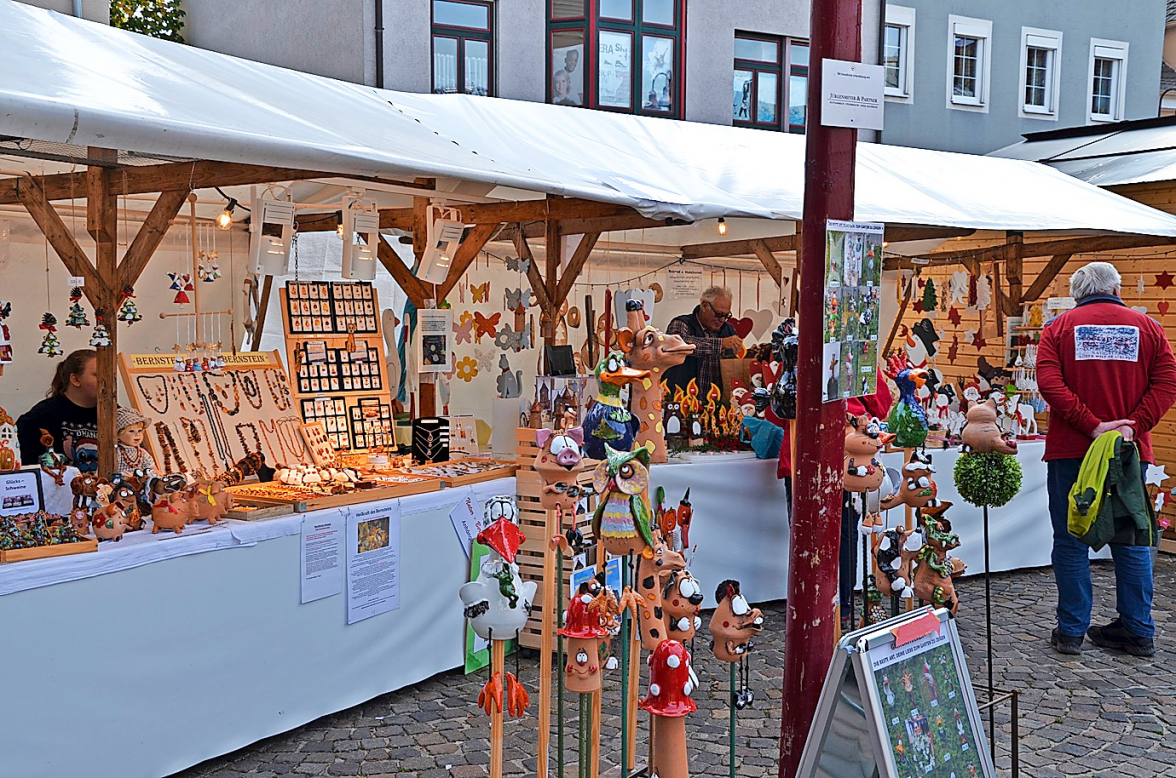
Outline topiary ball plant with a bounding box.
[954,451,1022,508]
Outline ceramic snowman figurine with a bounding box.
[460,495,538,641]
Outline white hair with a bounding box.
[700,285,733,305]
[1069,262,1121,300]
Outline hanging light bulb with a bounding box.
[216,198,238,230]
[717,217,728,236]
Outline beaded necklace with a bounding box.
[235,422,262,454]
[241,373,264,410]
[154,422,188,474]
[173,375,203,415]
[135,376,170,415]
[179,416,216,477]
[264,369,293,411]
[202,372,241,416]
[258,419,289,465]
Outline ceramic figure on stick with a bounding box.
[879,449,942,512]
[843,414,894,492]
[614,300,695,463]
[884,353,930,449]
[911,504,966,614]
[640,639,699,778]
[959,398,1018,454]
[532,427,588,512]
[634,529,687,649]
[708,579,765,662]
[582,351,650,460]
[662,569,705,643]
[559,573,615,694]
[590,443,655,557]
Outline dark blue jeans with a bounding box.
[840,492,857,621]
[1047,458,1155,639]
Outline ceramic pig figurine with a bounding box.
[960,398,1018,455]
[151,491,192,534]
[190,480,232,524]
[533,427,589,512]
[92,504,127,542]
[843,414,894,492]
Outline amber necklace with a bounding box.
[241,373,264,410]
[258,419,289,464]
[179,416,215,477]
[277,418,307,459]
[173,375,203,415]
[202,372,241,416]
[135,376,170,415]
[235,422,262,454]
[264,369,293,411]
[154,422,188,474]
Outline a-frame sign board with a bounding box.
[797,607,997,778]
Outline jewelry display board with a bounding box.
[279,281,392,453]
[120,351,311,479]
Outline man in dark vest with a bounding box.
[664,286,742,397]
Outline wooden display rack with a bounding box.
[229,478,441,512]
[0,536,98,564]
[278,282,394,454]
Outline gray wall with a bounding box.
[15,0,108,23]
[184,0,373,85]
[882,0,1166,154]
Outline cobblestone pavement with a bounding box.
[174,556,1176,778]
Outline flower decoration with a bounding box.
[455,355,478,382]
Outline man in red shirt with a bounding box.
[1037,262,1176,657]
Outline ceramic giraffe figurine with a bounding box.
[615,299,695,464]
[635,529,688,650]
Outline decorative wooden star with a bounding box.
[947,335,959,364]
[1155,271,1175,291]
[912,300,925,314]
[948,307,962,327]
[1145,464,1169,487]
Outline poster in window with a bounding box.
[551,31,585,106]
[598,30,632,108]
[823,220,884,402]
[733,69,753,121]
[641,35,673,111]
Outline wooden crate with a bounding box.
[0,536,98,563]
[1160,537,1176,556]
[515,428,600,650]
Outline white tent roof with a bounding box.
[4,1,1176,235]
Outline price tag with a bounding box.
[68,276,85,288]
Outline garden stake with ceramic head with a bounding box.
[708,579,765,778]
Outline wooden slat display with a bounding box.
[895,224,1176,544]
[279,282,394,454]
[120,350,310,479]
[514,428,598,650]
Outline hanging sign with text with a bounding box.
[820,59,885,130]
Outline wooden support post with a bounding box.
[514,229,554,328]
[627,622,639,771]
[750,238,785,288]
[883,273,915,357]
[993,261,1005,338]
[15,176,110,306]
[251,276,274,351]
[437,223,497,302]
[536,508,559,778]
[1023,254,1072,304]
[490,639,505,778]
[1006,231,1023,312]
[374,236,429,310]
[545,218,562,332]
[552,233,599,312]
[88,149,120,478]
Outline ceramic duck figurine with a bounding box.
[885,354,929,449]
[582,351,650,460]
[591,443,655,556]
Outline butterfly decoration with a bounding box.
[504,256,531,274]
[473,311,501,341]
[495,321,532,352]
[505,287,534,312]
[474,347,496,373]
[471,282,491,304]
[453,315,474,345]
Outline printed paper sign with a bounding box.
[823,219,884,402]
[1074,325,1139,362]
[667,267,704,299]
[448,487,480,558]
[820,59,885,130]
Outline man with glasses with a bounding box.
[664,286,743,397]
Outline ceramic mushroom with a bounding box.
[591,443,655,557]
[843,414,895,492]
[708,579,765,662]
[459,496,537,641]
[960,398,1018,454]
[640,639,699,778]
[559,574,613,694]
[533,427,589,512]
[615,299,695,464]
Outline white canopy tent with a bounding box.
[3,1,1176,236]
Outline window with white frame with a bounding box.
[884,5,915,99]
[1020,28,1062,117]
[947,16,991,110]
[1088,38,1128,122]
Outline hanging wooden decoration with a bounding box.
[1155,271,1175,291]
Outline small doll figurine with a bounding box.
[115,407,158,480]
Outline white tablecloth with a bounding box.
[0,478,514,778]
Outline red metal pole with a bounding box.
[777,0,861,776]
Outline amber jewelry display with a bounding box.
[154,421,188,474]
[179,416,216,477]
[264,369,293,411]
[202,371,241,416]
[235,422,262,455]
[240,373,264,410]
[172,374,203,415]
[135,375,170,415]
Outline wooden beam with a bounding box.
[545,218,561,308]
[15,176,109,305]
[512,229,552,314]
[117,189,190,289]
[374,236,429,309]
[0,161,435,206]
[88,151,120,479]
[553,232,600,310]
[1004,232,1024,311]
[681,233,800,260]
[1022,254,1073,304]
[412,197,429,263]
[251,275,274,352]
[517,212,674,238]
[749,239,784,286]
[457,197,637,225]
[883,274,915,357]
[437,223,497,302]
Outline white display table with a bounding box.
[0,479,513,778]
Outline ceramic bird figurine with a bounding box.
[591,443,655,556]
[459,496,537,640]
[884,354,929,449]
[582,350,650,460]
